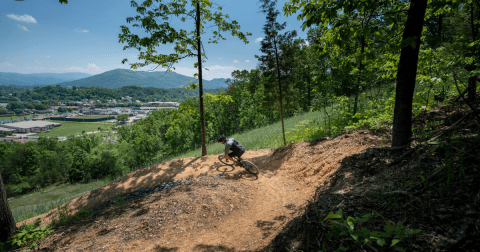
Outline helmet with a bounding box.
[217,135,226,142]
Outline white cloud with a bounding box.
[219,58,223,60]
[233,60,239,63]
[48,63,105,75]
[7,14,37,23]
[86,63,100,69]
[75,28,89,33]
[46,55,51,58]
[255,37,263,43]
[18,25,29,32]
[1,62,13,66]
[245,60,250,63]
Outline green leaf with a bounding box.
[377,238,386,247]
[373,210,385,220]
[391,239,401,247]
[360,214,371,222]
[347,216,356,230]
[324,211,342,221]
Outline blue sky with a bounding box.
[0,0,308,80]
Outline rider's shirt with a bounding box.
[224,138,245,156]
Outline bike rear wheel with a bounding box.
[240,160,259,175]
[218,155,234,166]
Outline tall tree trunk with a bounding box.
[354,35,366,116]
[307,75,311,108]
[0,172,16,243]
[197,2,207,156]
[391,0,428,147]
[438,14,443,42]
[273,36,287,146]
[231,105,241,134]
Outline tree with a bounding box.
[34,103,48,110]
[284,0,465,147]
[0,108,7,115]
[116,114,129,124]
[14,108,24,115]
[6,101,24,112]
[119,0,250,156]
[391,0,428,147]
[0,172,16,243]
[256,0,297,146]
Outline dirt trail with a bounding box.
[22,132,383,251]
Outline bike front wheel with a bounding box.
[240,160,259,175]
[218,155,234,166]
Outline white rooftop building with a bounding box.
[2,121,61,133]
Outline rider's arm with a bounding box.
[224,139,235,161]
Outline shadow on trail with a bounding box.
[153,246,179,251]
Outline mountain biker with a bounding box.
[218,135,245,164]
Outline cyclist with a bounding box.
[218,135,245,164]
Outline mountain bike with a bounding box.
[218,154,259,175]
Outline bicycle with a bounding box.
[218,154,259,175]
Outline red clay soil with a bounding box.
[17,132,383,251]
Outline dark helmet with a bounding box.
[218,135,226,142]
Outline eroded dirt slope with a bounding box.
[20,132,383,252]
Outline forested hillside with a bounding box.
[55,69,230,89]
[0,85,221,103]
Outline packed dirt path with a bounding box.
[22,132,383,251]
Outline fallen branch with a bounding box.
[427,112,470,143]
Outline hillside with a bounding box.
[13,103,480,251]
[56,69,230,89]
[18,133,380,251]
[0,72,92,86]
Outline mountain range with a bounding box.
[0,69,230,89]
[0,72,92,86]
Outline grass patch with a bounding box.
[8,179,113,223]
[174,110,327,159]
[32,120,116,137]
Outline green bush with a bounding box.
[1,218,55,251]
[323,208,421,252]
[5,182,31,195]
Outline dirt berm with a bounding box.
[19,132,383,251]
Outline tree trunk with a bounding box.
[354,35,366,116]
[0,172,16,243]
[307,75,311,108]
[231,105,241,134]
[197,2,207,156]
[391,0,428,147]
[273,37,287,146]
